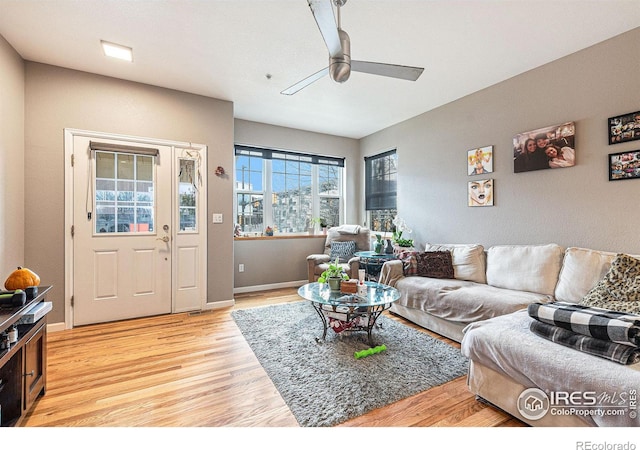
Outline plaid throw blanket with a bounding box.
[530,320,640,365]
[528,301,640,347]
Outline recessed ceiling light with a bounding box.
[101,40,133,62]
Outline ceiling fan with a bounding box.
[281,0,424,95]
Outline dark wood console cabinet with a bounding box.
[0,285,50,426]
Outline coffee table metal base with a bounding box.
[309,301,390,347]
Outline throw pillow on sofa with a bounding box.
[581,253,640,314]
[329,240,356,263]
[424,243,486,283]
[415,251,454,279]
[397,250,418,276]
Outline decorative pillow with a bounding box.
[397,250,418,276]
[414,251,454,279]
[329,240,356,263]
[424,243,486,283]
[580,253,640,314]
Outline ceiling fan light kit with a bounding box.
[281,0,424,95]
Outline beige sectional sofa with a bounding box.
[380,244,640,427]
[379,243,564,342]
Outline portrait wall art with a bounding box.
[468,179,493,207]
[608,111,640,145]
[513,122,576,173]
[468,145,493,175]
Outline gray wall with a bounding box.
[24,63,234,323]
[233,119,359,289]
[361,27,640,254]
[0,35,25,278]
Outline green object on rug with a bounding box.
[231,301,469,427]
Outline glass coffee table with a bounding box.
[297,281,400,346]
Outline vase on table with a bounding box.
[384,239,394,254]
[374,241,383,254]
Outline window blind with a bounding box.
[365,149,397,210]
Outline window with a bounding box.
[234,145,344,234]
[365,149,397,233]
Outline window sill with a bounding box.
[234,234,326,241]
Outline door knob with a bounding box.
[156,235,170,243]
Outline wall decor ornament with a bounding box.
[467,145,493,175]
[513,122,575,173]
[608,111,640,145]
[608,149,640,181]
[468,179,493,207]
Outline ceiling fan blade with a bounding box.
[351,60,424,81]
[281,67,329,95]
[307,0,343,58]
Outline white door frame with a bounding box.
[64,128,208,329]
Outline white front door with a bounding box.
[67,130,207,326]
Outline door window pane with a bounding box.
[179,159,197,231]
[95,151,155,234]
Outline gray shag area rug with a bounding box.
[231,301,469,427]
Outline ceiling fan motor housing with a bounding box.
[329,29,351,83]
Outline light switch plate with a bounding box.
[212,213,223,223]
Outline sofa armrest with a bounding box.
[346,256,361,279]
[307,254,330,264]
[379,260,405,287]
[307,254,330,282]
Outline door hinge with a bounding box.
[71,225,75,237]
[70,295,74,307]
[71,154,75,167]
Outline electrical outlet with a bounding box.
[238,264,245,273]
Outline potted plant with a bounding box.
[311,217,329,234]
[392,215,414,248]
[318,258,349,291]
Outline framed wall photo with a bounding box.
[513,122,575,173]
[609,150,640,181]
[608,111,640,145]
[468,179,493,207]
[468,145,493,175]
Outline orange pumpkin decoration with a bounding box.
[4,267,41,290]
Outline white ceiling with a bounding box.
[1,0,639,139]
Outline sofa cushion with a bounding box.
[555,247,619,303]
[415,251,454,279]
[424,243,486,283]
[394,276,551,324]
[329,240,356,263]
[580,253,640,314]
[485,244,564,295]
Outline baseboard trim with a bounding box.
[47,321,67,333]
[233,280,306,294]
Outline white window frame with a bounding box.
[234,145,345,234]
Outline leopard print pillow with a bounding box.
[580,253,640,314]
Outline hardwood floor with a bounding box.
[21,287,524,427]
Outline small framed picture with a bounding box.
[468,179,493,207]
[608,111,640,145]
[609,150,640,181]
[467,145,493,175]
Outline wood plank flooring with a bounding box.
[21,287,525,427]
